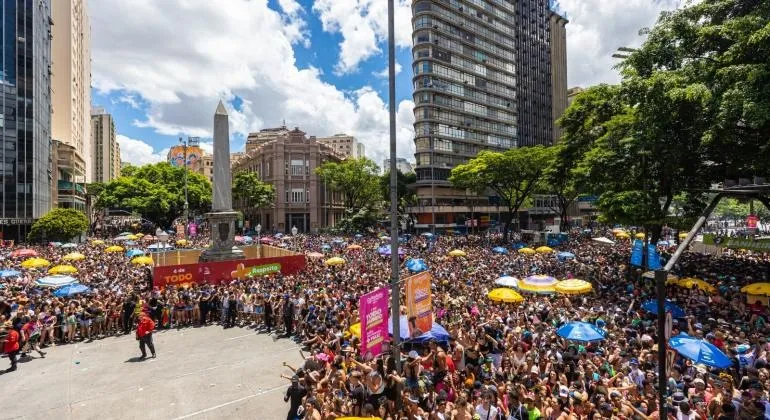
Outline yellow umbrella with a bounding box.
[135,233,145,238]
[611,228,625,234]
[615,232,630,239]
[48,265,78,275]
[346,244,362,250]
[176,239,188,246]
[536,246,553,254]
[347,322,361,338]
[673,277,716,294]
[105,245,124,253]
[634,232,646,239]
[21,258,51,269]
[518,247,536,255]
[555,279,593,295]
[325,257,346,266]
[488,288,525,303]
[62,252,86,261]
[740,283,770,297]
[448,249,466,257]
[126,234,138,240]
[90,239,105,246]
[131,256,154,266]
[678,232,688,239]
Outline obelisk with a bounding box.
[199,101,244,262]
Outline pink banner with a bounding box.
[189,223,197,237]
[360,287,389,358]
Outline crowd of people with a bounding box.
[1,228,770,419]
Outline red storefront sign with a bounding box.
[153,255,306,289]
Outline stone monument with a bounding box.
[199,101,244,262]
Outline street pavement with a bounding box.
[0,325,303,420]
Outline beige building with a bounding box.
[51,0,92,182]
[567,86,585,106]
[51,140,87,212]
[316,134,361,159]
[90,108,120,183]
[550,11,569,144]
[245,126,290,155]
[233,128,345,233]
[201,154,214,183]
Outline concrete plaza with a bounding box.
[0,325,303,420]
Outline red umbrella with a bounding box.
[11,249,37,258]
[260,237,274,244]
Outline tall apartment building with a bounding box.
[0,0,54,241]
[356,142,366,159]
[90,108,120,183]
[550,11,568,143]
[316,134,360,159]
[51,0,91,182]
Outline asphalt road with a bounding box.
[0,325,303,420]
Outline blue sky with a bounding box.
[88,0,679,167]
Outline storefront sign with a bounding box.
[360,287,389,358]
[0,218,34,225]
[405,271,433,336]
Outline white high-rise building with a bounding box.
[90,108,120,183]
[51,0,92,182]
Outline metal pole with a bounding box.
[387,0,402,397]
[183,138,189,235]
[664,193,723,271]
[655,269,668,419]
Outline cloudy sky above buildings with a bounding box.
[89,0,681,167]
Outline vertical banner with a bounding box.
[176,224,185,238]
[189,223,197,237]
[360,287,389,358]
[406,272,433,336]
[747,215,758,231]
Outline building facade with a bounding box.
[550,11,568,143]
[232,128,345,233]
[51,0,91,182]
[90,108,120,183]
[0,0,53,241]
[567,86,584,106]
[383,158,415,175]
[245,126,289,155]
[316,134,360,159]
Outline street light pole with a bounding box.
[180,137,190,236]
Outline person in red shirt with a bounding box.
[136,314,156,359]
[2,321,20,372]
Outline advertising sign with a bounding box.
[189,223,197,237]
[153,255,305,289]
[405,272,433,336]
[747,215,759,230]
[360,287,389,358]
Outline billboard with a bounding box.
[152,255,305,289]
[167,145,204,172]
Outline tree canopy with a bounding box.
[28,208,89,242]
[96,162,212,227]
[316,158,380,210]
[232,171,275,221]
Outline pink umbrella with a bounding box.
[11,249,37,258]
[260,237,274,244]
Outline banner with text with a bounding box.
[152,255,305,289]
[360,287,389,358]
[405,272,433,336]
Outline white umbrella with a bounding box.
[592,237,615,245]
[495,276,519,287]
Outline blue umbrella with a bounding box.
[125,241,138,246]
[668,335,732,368]
[556,321,607,342]
[332,238,345,244]
[657,240,671,247]
[126,249,145,258]
[35,275,78,288]
[54,283,91,297]
[410,323,451,343]
[241,236,253,243]
[557,251,576,260]
[274,233,284,238]
[0,270,21,278]
[421,232,434,238]
[406,259,428,273]
[321,244,331,251]
[511,242,527,250]
[492,246,508,254]
[641,299,686,318]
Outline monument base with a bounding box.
[199,211,245,262]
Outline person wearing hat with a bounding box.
[1,320,20,372]
[135,313,156,359]
[284,375,306,420]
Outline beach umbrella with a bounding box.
[135,233,145,238]
[405,259,428,273]
[354,233,363,239]
[332,238,345,244]
[518,275,558,294]
[10,249,37,258]
[488,288,524,303]
[126,249,145,258]
[380,236,391,241]
[274,233,284,238]
[131,256,154,266]
[324,257,346,266]
[90,239,105,246]
[492,246,508,254]
[518,247,536,255]
[641,299,686,318]
[557,251,575,260]
[535,246,553,254]
[740,283,770,297]
[176,239,189,246]
[141,235,155,242]
[668,335,732,368]
[671,277,716,294]
[615,232,630,239]
[49,242,62,247]
[634,233,646,239]
[118,232,133,236]
[557,321,606,342]
[511,242,527,250]
[592,237,615,245]
[678,232,688,239]
[241,236,253,243]
[62,252,86,261]
[48,265,78,275]
[321,244,331,251]
[260,237,274,244]
[421,232,434,238]
[448,249,466,257]
[125,241,138,246]
[0,270,21,278]
[307,252,324,259]
[105,245,124,253]
[147,243,173,250]
[657,240,671,247]
[494,276,519,287]
[346,244,362,250]
[53,284,90,297]
[21,258,51,269]
[61,243,78,248]
[555,279,593,295]
[35,275,77,287]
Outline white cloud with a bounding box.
[116,134,166,165]
[558,0,681,87]
[115,94,141,109]
[373,62,402,79]
[91,0,415,167]
[312,0,412,74]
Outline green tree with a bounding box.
[450,146,553,240]
[120,165,137,177]
[380,170,417,232]
[28,208,89,242]
[232,171,275,224]
[316,158,380,210]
